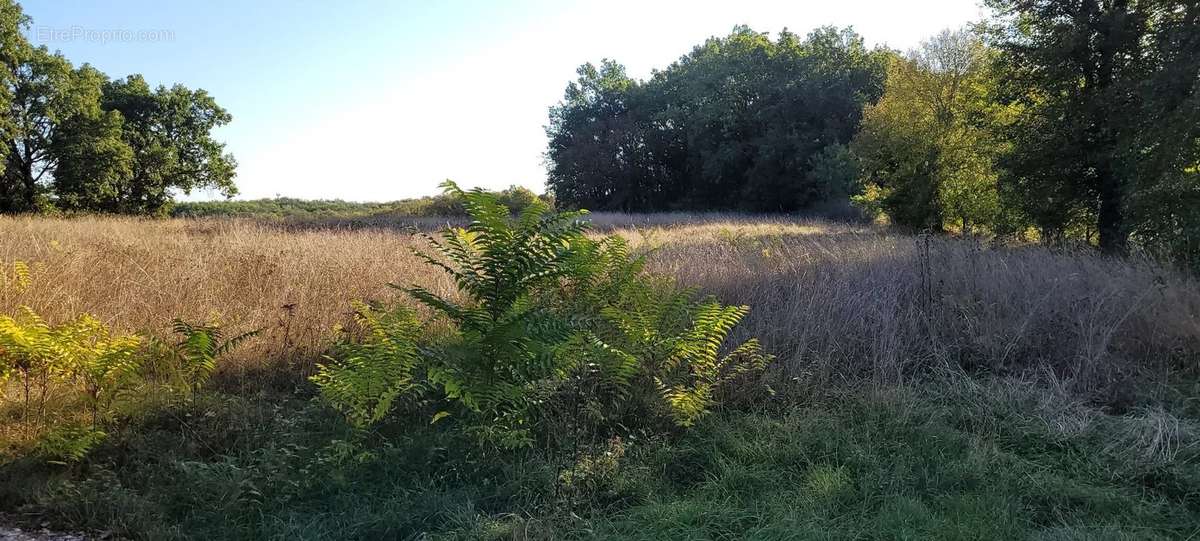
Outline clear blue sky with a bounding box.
[20,0,986,202]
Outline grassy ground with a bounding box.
[2,214,1199,539]
[3,378,1198,540]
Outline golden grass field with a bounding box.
[4,213,1200,539]
[3,213,1197,405]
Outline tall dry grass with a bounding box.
[0,216,454,389]
[1,214,1197,403]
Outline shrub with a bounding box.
[403,182,591,443]
[2,267,255,461]
[313,181,771,446]
[162,318,259,398]
[58,314,144,425]
[592,278,771,427]
[0,306,143,460]
[0,307,69,414]
[311,303,425,429]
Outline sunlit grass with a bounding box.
[2,213,1199,539]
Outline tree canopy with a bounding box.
[852,29,1006,234]
[0,0,236,215]
[984,0,1200,254]
[546,12,1200,269]
[546,26,888,212]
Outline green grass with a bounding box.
[3,378,1197,540]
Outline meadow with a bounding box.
[2,212,1200,539]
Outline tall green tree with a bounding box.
[1122,2,1200,267]
[546,26,886,212]
[547,60,652,211]
[0,45,107,213]
[100,75,237,214]
[0,0,25,210]
[0,0,237,216]
[852,29,1004,233]
[986,0,1200,254]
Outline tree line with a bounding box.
[547,26,887,213]
[171,185,547,219]
[0,1,235,215]
[546,1,1200,265]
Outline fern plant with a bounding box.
[315,181,773,445]
[36,424,108,464]
[167,318,259,397]
[586,274,771,426]
[1,260,31,292]
[403,181,590,444]
[311,302,425,429]
[0,306,143,461]
[0,307,69,415]
[57,314,144,425]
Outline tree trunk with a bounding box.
[20,156,34,210]
[1096,166,1126,254]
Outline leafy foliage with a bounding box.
[35,424,107,463]
[0,307,65,400]
[402,181,589,442]
[0,1,236,215]
[165,318,259,397]
[314,181,771,446]
[984,0,1200,254]
[0,305,142,460]
[311,303,424,429]
[58,314,143,423]
[593,278,770,426]
[546,26,887,212]
[852,29,1004,233]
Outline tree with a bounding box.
[0,46,85,212]
[852,29,1003,233]
[0,0,25,210]
[985,0,1200,254]
[0,0,237,216]
[546,26,887,212]
[101,75,237,215]
[50,106,131,212]
[545,60,650,211]
[1122,2,1200,268]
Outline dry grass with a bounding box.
[2,213,1198,403]
[643,222,1200,403]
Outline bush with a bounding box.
[157,319,259,399]
[0,269,255,462]
[311,303,425,429]
[0,307,143,460]
[313,181,771,446]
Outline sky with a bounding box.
[21,0,987,202]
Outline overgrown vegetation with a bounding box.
[170,185,549,220]
[2,0,1200,536]
[0,305,142,461]
[3,211,1199,538]
[546,6,1200,269]
[0,262,255,463]
[313,182,770,447]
